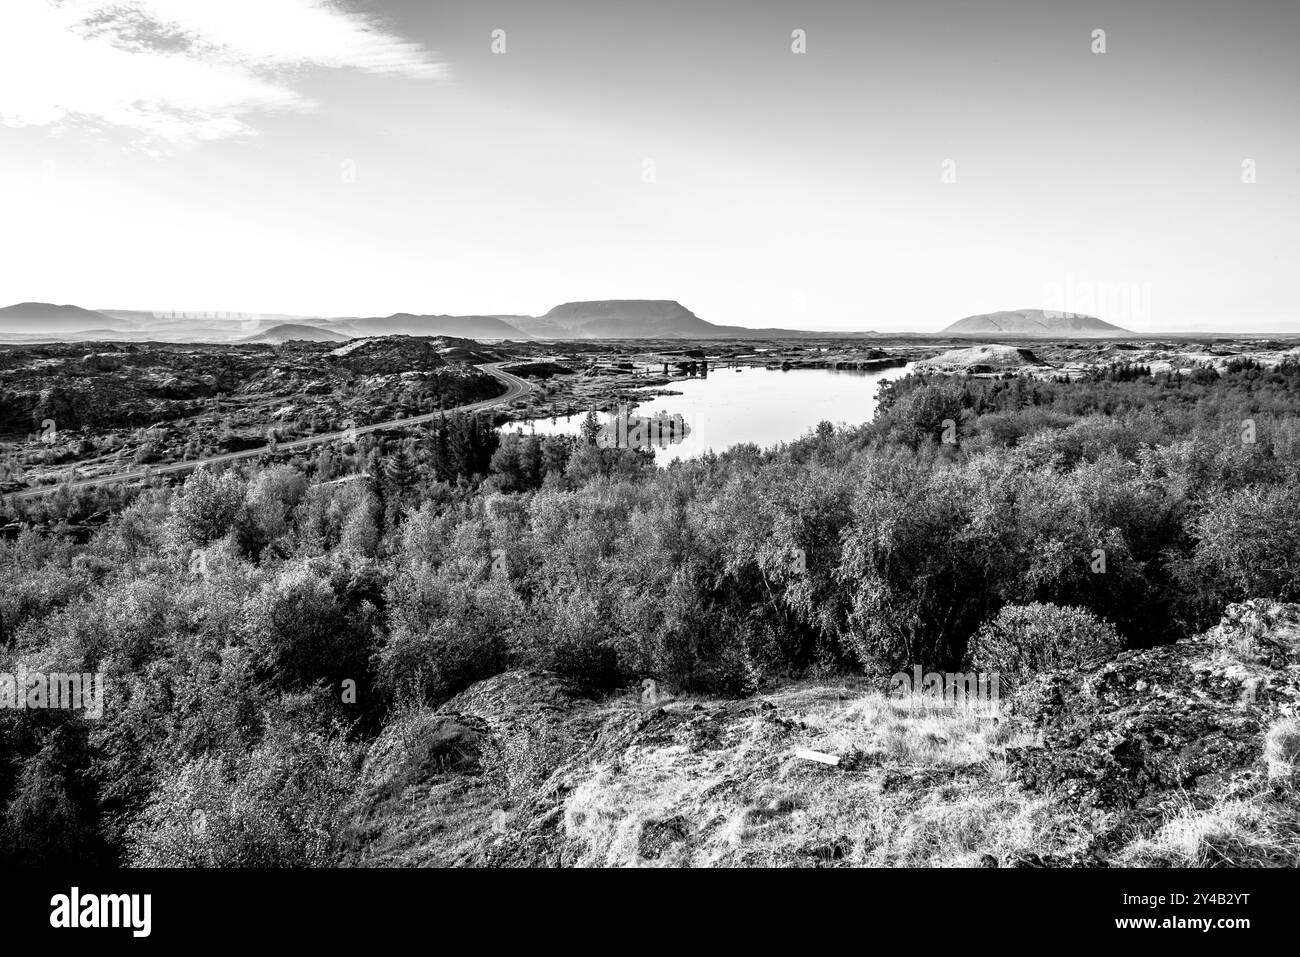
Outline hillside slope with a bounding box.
[341,600,1300,868]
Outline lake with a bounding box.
[500,363,917,464]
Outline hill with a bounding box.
[326,335,453,374]
[941,309,1130,338]
[322,314,531,340]
[0,302,118,333]
[917,344,1049,372]
[241,323,350,344]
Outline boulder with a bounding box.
[81,353,121,372]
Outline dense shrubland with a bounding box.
[3,360,1300,865]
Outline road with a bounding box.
[4,363,534,502]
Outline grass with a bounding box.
[350,680,1300,867]
[1116,795,1300,867]
[558,682,1079,867]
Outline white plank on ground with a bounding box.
[794,747,840,766]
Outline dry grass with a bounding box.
[344,773,506,867]
[1263,716,1300,783]
[353,678,1300,867]
[795,689,1030,767]
[1116,795,1300,867]
[558,683,1078,867]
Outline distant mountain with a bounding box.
[941,309,1131,337]
[3,299,881,342]
[322,314,531,340]
[514,300,716,339]
[0,302,118,333]
[242,323,350,344]
[510,300,865,340]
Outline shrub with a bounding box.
[480,726,569,800]
[1,739,97,866]
[520,585,624,689]
[247,563,373,692]
[379,571,520,707]
[887,384,968,448]
[1190,485,1300,611]
[127,719,355,868]
[967,603,1122,688]
[839,457,1007,671]
[169,469,246,547]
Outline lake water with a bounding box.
[500,363,917,464]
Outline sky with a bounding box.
[0,0,1296,332]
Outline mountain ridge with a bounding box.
[2,300,1142,341]
[0,299,870,341]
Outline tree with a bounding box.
[1189,484,1300,616]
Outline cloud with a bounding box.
[0,0,446,148]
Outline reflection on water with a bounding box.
[594,406,691,450]
[501,363,916,465]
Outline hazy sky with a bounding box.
[1,0,1296,332]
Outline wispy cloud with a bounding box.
[0,0,446,149]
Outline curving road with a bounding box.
[4,363,533,502]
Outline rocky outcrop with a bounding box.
[501,362,573,379]
[917,344,1047,373]
[326,336,449,375]
[1007,600,1300,854]
[81,353,122,372]
[341,602,1300,868]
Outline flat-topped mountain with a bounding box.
[510,300,863,340]
[511,300,717,339]
[942,309,1130,338]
